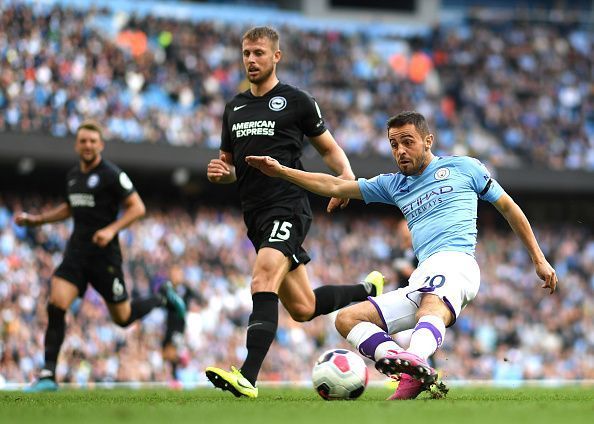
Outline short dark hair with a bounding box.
[76,120,103,139]
[242,26,280,50]
[387,111,430,138]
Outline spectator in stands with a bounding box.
[1,3,592,170]
[0,195,591,386]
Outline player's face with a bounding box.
[75,128,104,165]
[388,124,432,176]
[169,265,183,285]
[242,37,280,84]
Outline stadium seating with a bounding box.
[0,197,591,384]
[0,2,592,170]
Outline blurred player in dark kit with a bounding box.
[15,121,186,391]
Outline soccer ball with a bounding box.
[312,348,368,400]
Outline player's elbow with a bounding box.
[329,180,354,199]
[137,202,146,218]
[132,200,146,219]
[323,180,340,198]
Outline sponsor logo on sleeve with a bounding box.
[119,172,133,190]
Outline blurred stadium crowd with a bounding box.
[1,2,593,170]
[1,196,592,385]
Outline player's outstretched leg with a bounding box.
[310,271,385,319]
[205,366,258,398]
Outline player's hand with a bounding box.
[14,212,41,227]
[535,259,558,294]
[207,159,234,183]
[92,227,116,248]
[245,156,283,177]
[326,197,350,212]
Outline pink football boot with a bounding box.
[387,374,425,400]
[376,351,438,385]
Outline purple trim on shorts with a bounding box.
[442,296,457,327]
[358,332,393,360]
[414,322,443,348]
[405,291,420,308]
[407,287,458,328]
[418,286,436,293]
[367,296,388,332]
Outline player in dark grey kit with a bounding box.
[15,121,186,392]
[160,264,202,386]
[205,26,384,398]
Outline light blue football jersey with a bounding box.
[358,156,505,263]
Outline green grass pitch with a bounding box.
[1,386,592,424]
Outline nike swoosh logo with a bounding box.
[40,369,54,378]
[233,104,247,111]
[247,322,263,330]
[267,237,285,243]
[237,377,253,388]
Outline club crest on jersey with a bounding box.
[434,168,450,180]
[269,96,287,111]
[87,174,100,188]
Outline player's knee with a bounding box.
[289,303,314,322]
[251,274,275,293]
[162,345,177,362]
[112,315,132,328]
[48,289,75,310]
[335,308,355,337]
[416,305,452,326]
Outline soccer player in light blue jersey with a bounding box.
[245,111,557,400]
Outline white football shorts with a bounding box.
[368,251,480,334]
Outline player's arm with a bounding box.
[309,130,356,212]
[246,155,362,200]
[207,150,236,184]
[92,192,146,247]
[14,202,71,227]
[493,193,557,294]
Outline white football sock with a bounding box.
[394,328,414,349]
[407,315,446,360]
[347,322,403,361]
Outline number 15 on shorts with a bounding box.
[269,220,292,242]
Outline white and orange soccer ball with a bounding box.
[312,348,369,400]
